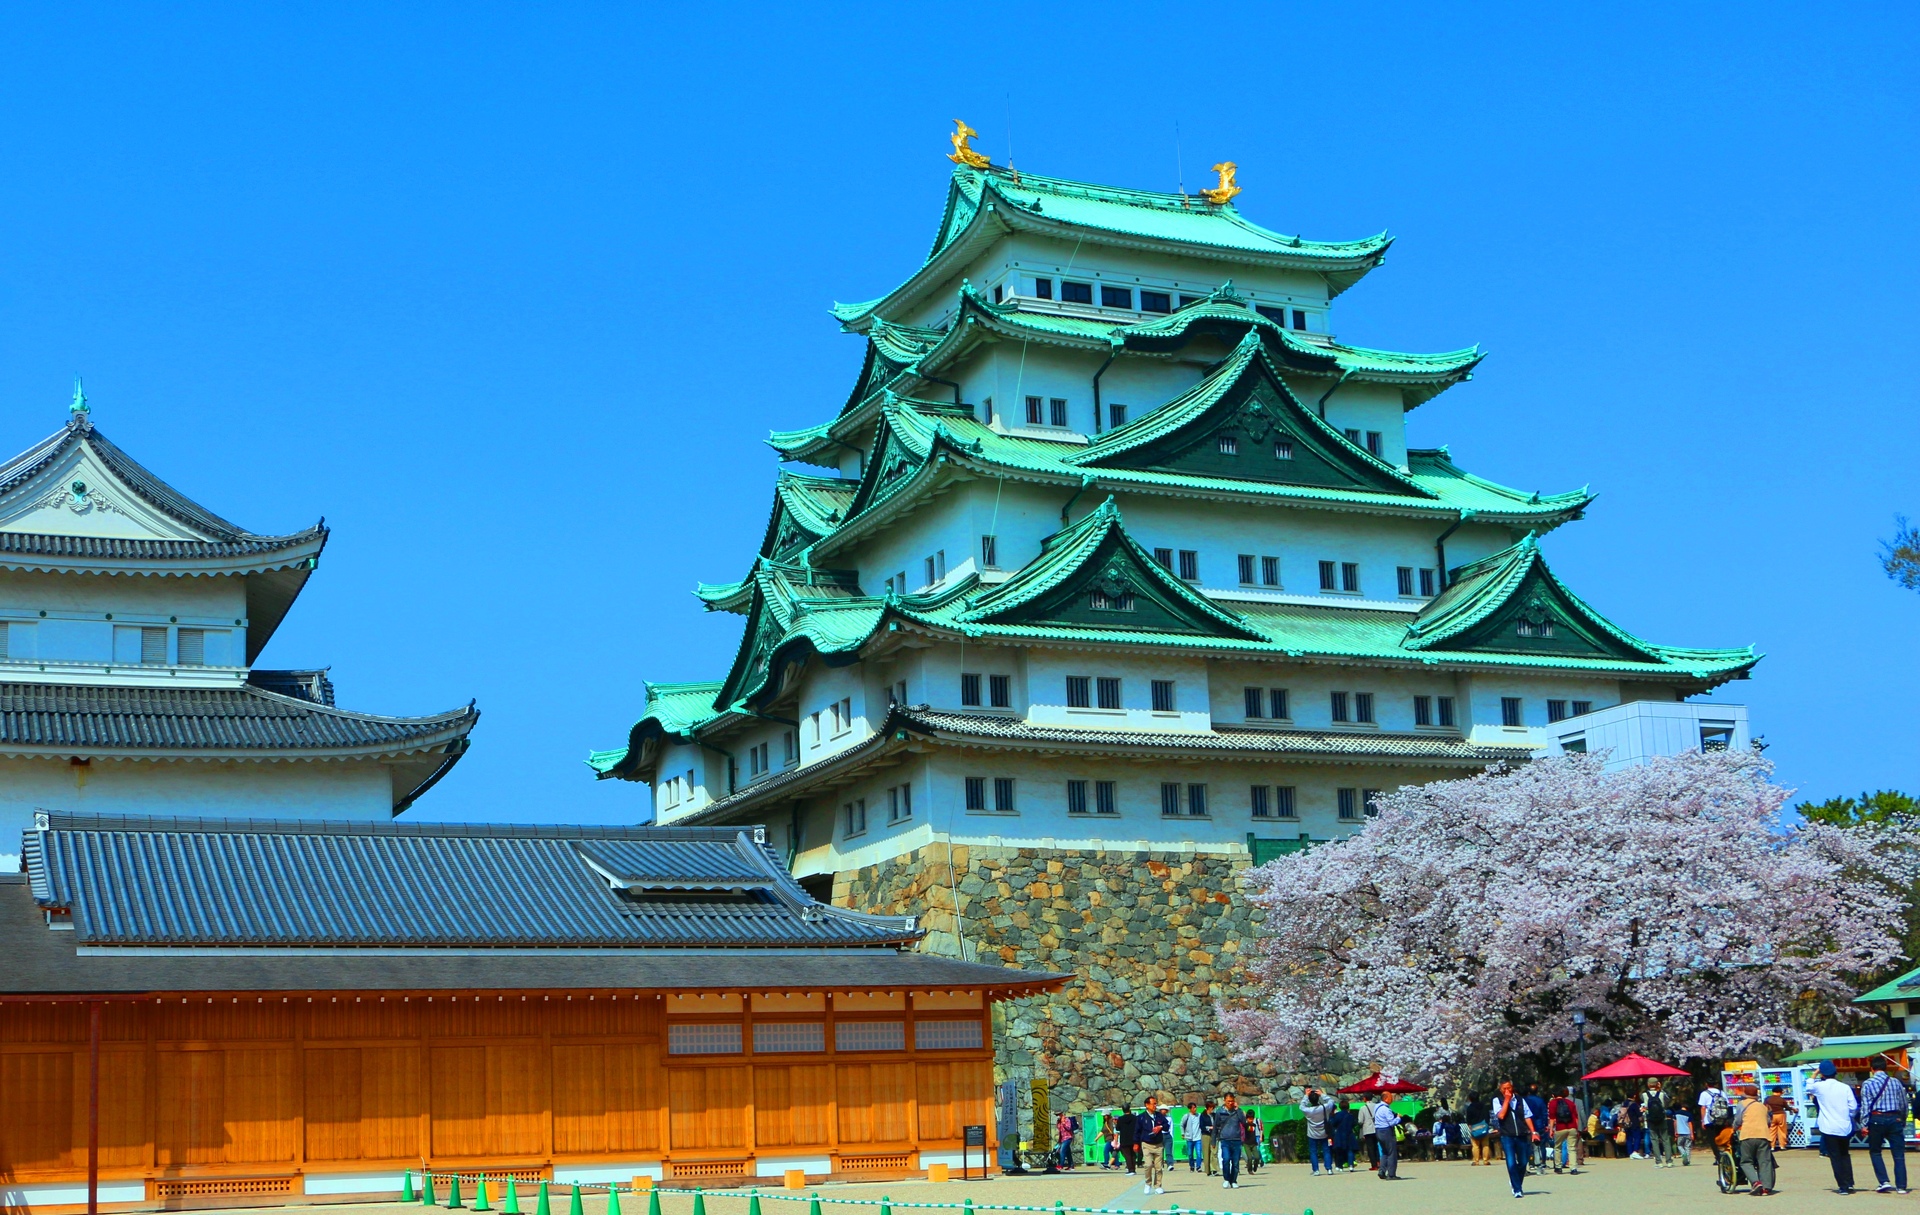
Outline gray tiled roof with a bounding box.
[0,527,325,564]
[0,682,476,758]
[24,814,926,950]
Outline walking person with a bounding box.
[1623,1094,1645,1158]
[1548,1086,1581,1174]
[1673,1106,1694,1165]
[1374,1096,1403,1180]
[1359,1097,1380,1171]
[1218,1095,1246,1189]
[1861,1065,1911,1194]
[1524,1083,1550,1172]
[1494,1080,1538,1199]
[1731,1084,1777,1196]
[1103,1116,1121,1169]
[1303,1089,1335,1175]
[1243,1107,1263,1174]
[1643,1079,1675,1167]
[1180,1103,1201,1172]
[1199,1098,1218,1177]
[1465,1093,1492,1165]
[1808,1059,1861,1194]
[1137,1097,1172,1195]
[1331,1100,1360,1172]
[1117,1103,1138,1175]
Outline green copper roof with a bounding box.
[767,422,833,458]
[1855,966,1920,1004]
[586,680,725,776]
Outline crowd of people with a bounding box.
[1062,1059,1915,1200]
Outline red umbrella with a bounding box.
[1582,1052,1690,1081]
[1338,1071,1430,1095]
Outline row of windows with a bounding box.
[979,397,1129,431]
[1342,428,1386,457]
[961,777,1375,821]
[1063,675,1176,711]
[0,622,216,666]
[1215,434,1297,461]
[807,697,854,743]
[667,1018,982,1056]
[959,673,1012,708]
[844,781,915,838]
[661,768,697,809]
[992,275,1317,332]
[899,538,1434,601]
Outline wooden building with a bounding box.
[0,815,1061,1211]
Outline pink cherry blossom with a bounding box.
[1223,750,1918,1083]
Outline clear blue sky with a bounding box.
[2,4,1914,823]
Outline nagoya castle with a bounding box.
[594,125,1757,1108]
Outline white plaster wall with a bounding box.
[1024,650,1212,732]
[1456,670,1641,746]
[1322,382,1410,468]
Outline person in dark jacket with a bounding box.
[1524,1084,1551,1172]
[1330,1101,1361,1172]
[1495,1080,1539,1198]
[1199,1100,1219,1177]
[1117,1103,1138,1175]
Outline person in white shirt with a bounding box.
[1807,1060,1862,1194]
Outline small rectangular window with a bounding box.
[1274,440,1294,460]
[993,777,1016,813]
[988,675,1011,708]
[1217,435,1239,455]
[1251,785,1270,817]
[1365,431,1383,457]
[914,1018,983,1050]
[1341,562,1361,593]
[1355,692,1375,724]
[1337,788,1359,821]
[960,673,982,706]
[1066,676,1091,708]
[1244,687,1265,718]
[1034,277,1054,301]
[1025,395,1044,425]
[669,1023,744,1055]
[845,799,867,837]
[1275,786,1297,819]
[1100,285,1132,309]
[1547,699,1569,723]
[1187,784,1208,817]
[1177,294,1201,308]
[809,712,821,743]
[753,1021,825,1054]
[1066,779,1089,814]
[1049,397,1068,427]
[1419,568,1437,596]
[1238,554,1257,584]
[0,620,8,660]
[1096,676,1122,710]
[1397,567,1415,596]
[1256,304,1287,324]
[897,783,912,819]
[1437,696,1456,728]
[925,556,937,586]
[1159,782,1181,816]
[979,397,993,424]
[1269,688,1289,719]
[981,535,998,568]
[784,730,798,765]
[1501,697,1524,727]
[965,777,986,811]
[992,283,1003,303]
[1331,691,1350,723]
[1261,556,1280,586]
[1572,700,1593,716]
[1177,550,1199,580]
[1363,788,1383,817]
[1563,737,1589,753]
[140,626,168,665]
[1153,547,1173,570]
[1319,560,1338,591]
[1061,280,1093,304]
[1413,695,1432,726]
[1151,679,1175,712]
[1293,309,1308,330]
[1109,403,1127,429]
[1344,427,1362,444]
[1095,780,1117,814]
[835,1020,906,1052]
[1139,290,1172,313]
[176,628,205,666]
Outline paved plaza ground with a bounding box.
[223,1151,1907,1215]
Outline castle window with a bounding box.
[141,626,167,665]
[1572,700,1593,716]
[889,783,912,822]
[1252,785,1296,820]
[1050,397,1068,427]
[979,397,993,423]
[1096,677,1122,710]
[1547,699,1569,723]
[1269,688,1289,719]
[1337,788,1359,821]
[1177,295,1202,308]
[1061,280,1093,304]
[1365,431,1383,457]
[1437,696,1457,728]
[1238,554,1257,584]
[1261,556,1280,586]
[1151,680,1176,712]
[1159,783,1181,816]
[1293,309,1308,330]
[1095,780,1117,814]
[1244,687,1265,718]
[965,777,987,810]
[1420,568,1437,596]
[1089,589,1135,611]
[1344,428,1362,444]
[915,1019,984,1050]
[1251,785,1269,817]
[961,673,982,706]
[1067,780,1089,814]
[1397,567,1416,596]
[1363,789,1383,817]
[783,730,798,766]
[1108,403,1128,428]
[1501,697,1524,727]
[1354,692,1375,724]
[0,620,8,659]
[1342,562,1360,593]
[753,1022,825,1054]
[1140,290,1172,313]
[992,284,1003,303]
[1256,305,1287,324]
[989,675,1011,708]
[176,628,205,665]
[1153,547,1174,571]
[1033,277,1054,300]
[1517,617,1555,638]
[1319,561,1338,591]
[1414,695,1432,726]
[1218,435,1239,455]
[1100,285,1132,309]
[1187,784,1209,816]
[980,534,998,569]
[1275,440,1294,460]
[1331,691,1350,723]
[669,1023,744,1056]
[1066,676,1091,708]
[993,778,1016,812]
[835,1021,906,1052]
[844,798,866,837]
[1177,550,1199,580]
[1026,396,1044,425]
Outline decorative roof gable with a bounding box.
[1404,535,1663,661]
[957,498,1264,641]
[1068,331,1436,497]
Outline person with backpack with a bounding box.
[1861,1066,1911,1194]
[1808,1059,1861,1194]
[1548,1086,1581,1173]
[1642,1079,1675,1167]
[1244,1107,1264,1173]
[1303,1089,1335,1175]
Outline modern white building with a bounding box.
[0,388,479,864]
[1532,700,1753,770]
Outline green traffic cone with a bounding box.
[809,1193,822,1215]
[879,1197,891,1215]
[448,1174,464,1210]
[689,1189,703,1215]
[646,1188,661,1215]
[476,1177,492,1213]
[748,1190,762,1215]
[403,1172,417,1204]
[608,1187,623,1215]
[424,1174,438,1207]
[535,1182,551,1215]
[960,1199,972,1215]
[567,1184,583,1215]
[504,1179,521,1215]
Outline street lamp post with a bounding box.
[1573,1011,1592,1117]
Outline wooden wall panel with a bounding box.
[98,1046,150,1169]
[752,1068,791,1148]
[604,1044,661,1152]
[154,1001,293,1042]
[0,1051,73,1172]
[551,997,656,1039]
[834,1065,871,1144]
[915,1063,953,1141]
[551,1046,607,1154]
[870,1062,910,1144]
[487,1045,548,1156]
[304,1048,363,1162]
[426,998,543,1039]
[0,1002,142,1044]
[224,1047,299,1163]
[361,1046,424,1159]
[951,1061,992,1138]
[156,1051,225,1166]
[755,1065,830,1148]
[669,1066,748,1151]
[306,998,420,1041]
[430,1046,487,1157]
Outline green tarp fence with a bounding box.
[1077,1099,1425,1165]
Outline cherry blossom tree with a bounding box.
[1224,750,1918,1084]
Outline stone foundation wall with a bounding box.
[833,843,1280,1112]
